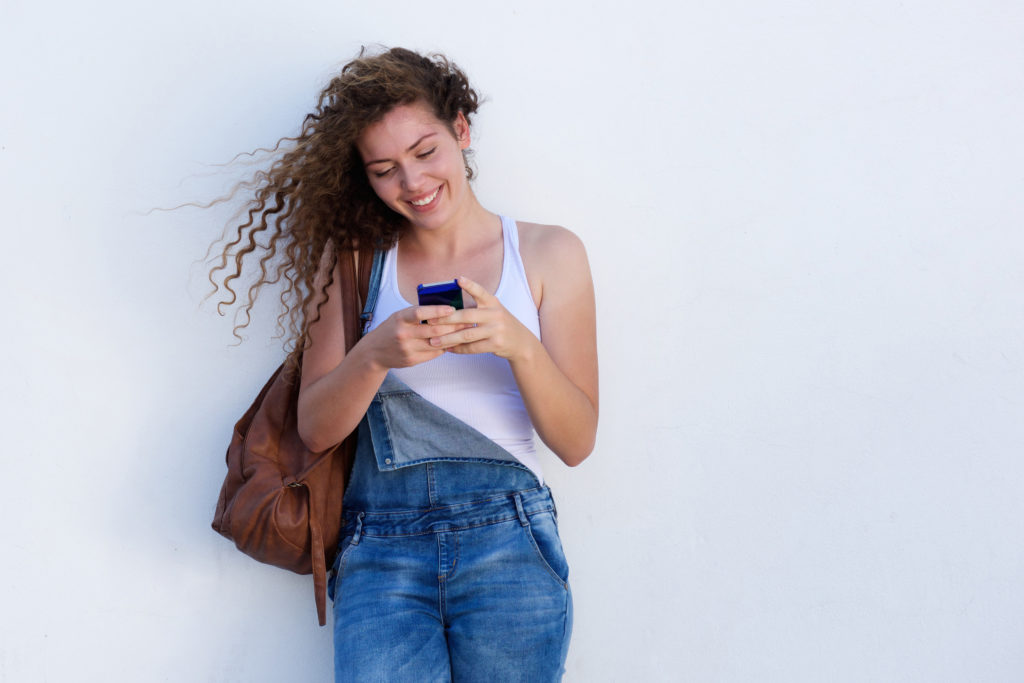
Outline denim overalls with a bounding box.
[327,254,573,682]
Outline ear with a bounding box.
[453,111,471,150]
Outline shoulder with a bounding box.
[517,221,587,262]
[516,221,592,310]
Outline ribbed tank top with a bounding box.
[366,215,544,482]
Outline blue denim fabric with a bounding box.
[329,375,573,682]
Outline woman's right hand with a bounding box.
[298,302,464,452]
[361,305,468,370]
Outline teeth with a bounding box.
[411,187,440,206]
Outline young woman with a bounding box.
[215,47,597,681]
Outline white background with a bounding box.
[3,1,1023,681]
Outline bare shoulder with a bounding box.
[516,221,592,309]
[517,221,587,263]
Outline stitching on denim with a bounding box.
[362,514,521,538]
[346,487,548,517]
[377,389,416,398]
[560,586,571,670]
[449,530,459,580]
[426,462,437,507]
[437,532,449,581]
[522,517,569,591]
[347,502,556,536]
[374,398,396,469]
[385,455,534,474]
[514,493,529,526]
[436,534,448,627]
[357,505,555,537]
[333,534,361,596]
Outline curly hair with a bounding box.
[207,46,481,363]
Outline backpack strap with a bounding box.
[309,245,386,626]
[308,487,331,626]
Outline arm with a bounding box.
[431,226,599,466]
[297,248,463,452]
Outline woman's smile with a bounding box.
[408,184,443,210]
[357,101,471,229]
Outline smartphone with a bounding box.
[417,279,464,310]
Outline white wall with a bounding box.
[3,1,1022,680]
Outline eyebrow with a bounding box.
[363,133,438,167]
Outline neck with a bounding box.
[401,192,500,258]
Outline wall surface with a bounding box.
[2,0,1023,681]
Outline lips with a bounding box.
[407,185,442,210]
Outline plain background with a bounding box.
[3,1,1023,681]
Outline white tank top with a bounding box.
[366,215,544,482]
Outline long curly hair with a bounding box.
[207,46,481,363]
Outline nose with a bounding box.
[398,165,425,192]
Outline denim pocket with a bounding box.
[523,511,570,590]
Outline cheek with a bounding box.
[366,175,394,201]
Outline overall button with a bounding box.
[384,458,392,465]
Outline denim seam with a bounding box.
[345,505,556,538]
[361,514,523,538]
[560,586,571,672]
[437,533,448,627]
[522,517,569,591]
[333,535,361,598]
[375,399,396,469]
[514,492,529,525]
[377,389,416,398]
[437,532,448,580]
[351,504,556,536]
[449,531,459,580]
[346,487,549,516]
[382,455,535,475]
[426,462,437,507]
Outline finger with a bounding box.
[429,323,487,348]
[416,322,472,339]
[443,340,489,355]
[400,348,446,367]
[457,276,496,306]
[406,305,455,323]
[436,306,486,326]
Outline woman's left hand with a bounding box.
[428,276,540,361]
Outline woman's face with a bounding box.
[356,101,471,230]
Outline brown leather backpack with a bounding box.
[212,246,381,626]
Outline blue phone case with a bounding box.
[417,279,464,309]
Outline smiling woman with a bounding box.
[357,103,474,230]
[207,46,597,682]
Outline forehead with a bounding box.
[356,102,448,158]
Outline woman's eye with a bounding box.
[417,147,436,159]
[373,168,395,178]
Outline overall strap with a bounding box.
[360,248,386,336]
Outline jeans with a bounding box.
[328,375,573,682]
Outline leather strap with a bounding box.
[308,484,329,626]
[309,246,386,627]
